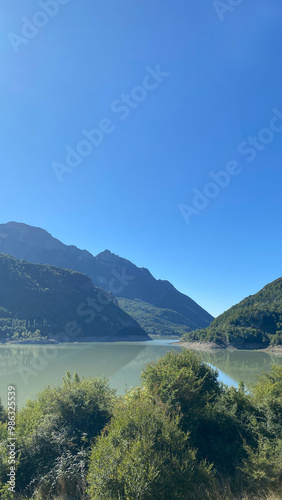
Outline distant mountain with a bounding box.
[117,298,197,337]
[0,253,149,343]
[0,222,214,335]
[182,278,282,348]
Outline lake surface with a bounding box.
[0,339,282,407]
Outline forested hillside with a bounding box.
[118,297,192,336]
[182,278,282,348]
[0,253,149,342]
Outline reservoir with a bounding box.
[0,339,281,407]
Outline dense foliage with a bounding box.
[88,395,212,500]
[0,253,147,342]
[182,278,282,347]
[118,297,191,336]
[0,373,116,499]
[0,351,281,499]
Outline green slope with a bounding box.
[182,278,282,348]
[0,253,149,342]
[118,298,192,336]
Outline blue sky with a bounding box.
[0,0,281,317]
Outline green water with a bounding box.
[0,340,281,407]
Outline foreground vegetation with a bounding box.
[0,351,282,499]
[183,278,282,348]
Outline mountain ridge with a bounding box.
[0,222,214,335]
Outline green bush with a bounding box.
[87,392,213,500]
[16,373,116,498]
[141,350,258,476]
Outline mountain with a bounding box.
[182,278,282,348]
[0,222,214,335]
[117,298,197,337]
[95,251,213,332]
[0,253,149,343]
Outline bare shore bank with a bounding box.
[175,341,282,355]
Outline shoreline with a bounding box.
[176,341,282,355]
[0,336,153,345]
[175,341,227,351]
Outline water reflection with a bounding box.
[0,341,281,408]
[187,348,282,388]
[0,340,178,407]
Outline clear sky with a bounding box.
[0,0,281,317]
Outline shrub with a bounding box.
[87,392,213,500]
[16,373,116,498]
